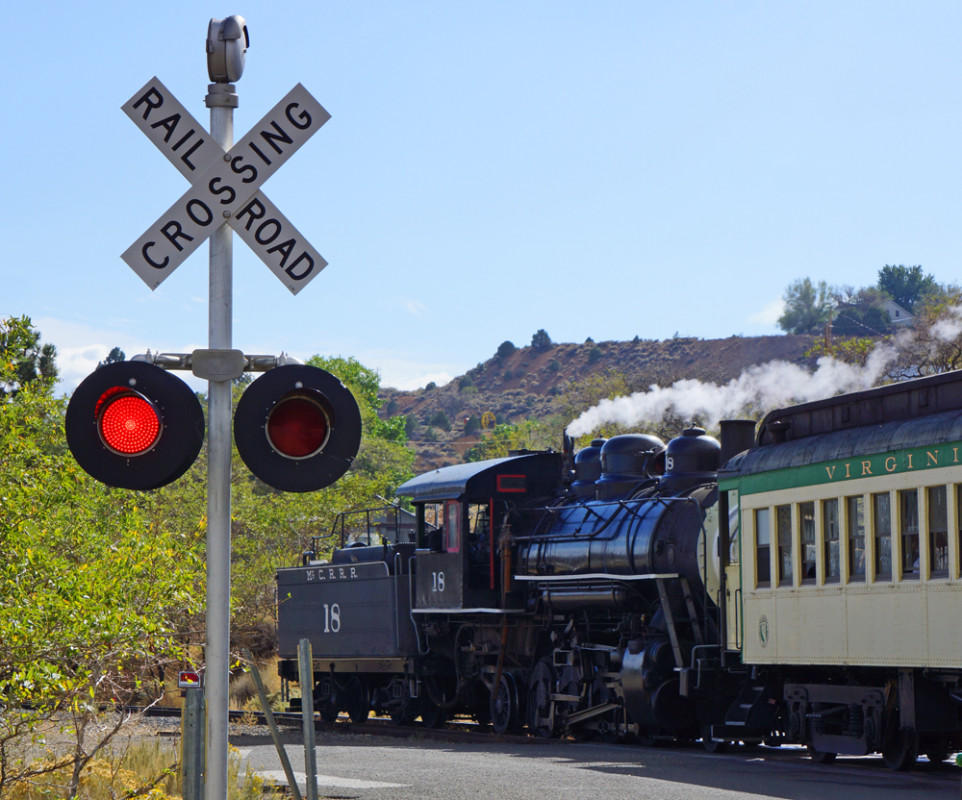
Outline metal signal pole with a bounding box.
[204,16,247,800]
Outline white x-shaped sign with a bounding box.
[121,77,328,295]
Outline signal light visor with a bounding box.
[96,388,162,456]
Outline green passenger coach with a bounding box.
[718,370,962,768]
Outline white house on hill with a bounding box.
[882,298,913,326]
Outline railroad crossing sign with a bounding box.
[121,77,329,294]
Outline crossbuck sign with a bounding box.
[121,78,328,294]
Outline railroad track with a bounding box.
[135,705,536,745]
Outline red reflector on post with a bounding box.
[96,390,161,455]
[178,670,201,688]
[266,393,330,459]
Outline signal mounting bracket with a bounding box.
[131,350,303,379]
[191,348,247,381]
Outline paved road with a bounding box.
[233,729,960,800]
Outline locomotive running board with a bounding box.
[411,607,528,614]
[513,573,680,581]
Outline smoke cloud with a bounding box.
[565,314,962,438]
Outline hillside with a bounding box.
[379,334,820,471]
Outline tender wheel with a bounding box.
[490,672,522,735]
[526,658,557,738]
[339,676,370,724]
[387,678,417,725]
[313,680,339,722]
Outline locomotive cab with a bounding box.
[396,451,565,612]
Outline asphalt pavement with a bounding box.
[232,728,961,800]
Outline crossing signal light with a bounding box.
[65,361,205,490]
[234,364,361,492]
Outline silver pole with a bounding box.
[297,639,319,800]
[205,79,236,800]
[182,687,205,800]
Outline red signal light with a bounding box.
[96,389,162,455]
[266,392,330,458]
[234,365,362,492]
[66,361,205,491]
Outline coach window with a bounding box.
[800,501,816,582]
[899,489,919,579]
[755,507,771,588]
[776,505,793,586]
[928,485,948,577]
[443,500,462,553]
[822,498,840,583]
[873,492,892,581]
[728,491,740,564]
[846,495,865,582]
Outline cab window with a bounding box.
[444,500,462,553]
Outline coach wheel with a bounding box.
[527,659,556,738]
[490,672,522,735]
[881,720,918,771]
[922,736,949,764]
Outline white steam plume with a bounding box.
[565,312,962,438]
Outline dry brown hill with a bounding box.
[379,334,820,471]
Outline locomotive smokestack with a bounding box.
[719,419,756,465]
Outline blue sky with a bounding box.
[4,2,961,393]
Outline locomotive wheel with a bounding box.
[806,746,837,764]
[390,697,417,725]
[419,701,448,729]
[527,659,557,738]
[490,672,522,735]
[701,725,727,753]
[339,676,370,724]
[557,664,584,739]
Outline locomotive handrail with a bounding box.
[407,554,430,655]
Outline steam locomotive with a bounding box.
[276,370,962,769]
